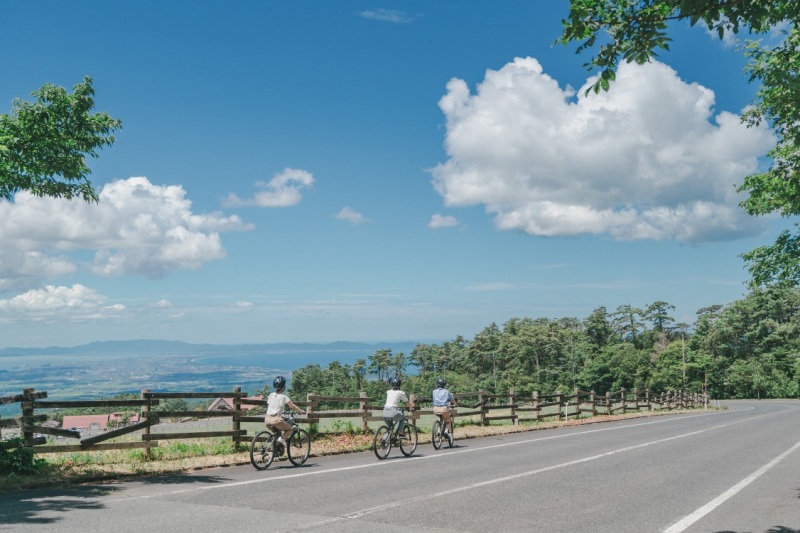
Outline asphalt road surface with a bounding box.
[1,400,798,532]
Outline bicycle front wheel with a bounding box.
[432,420,443,450]
[373,425,392,460]
[288,429,311,466]
[399,424,418,456]
[250,430,276,470]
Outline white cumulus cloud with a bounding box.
[429,214,459,229]
[360,9,414,23]
[0,284,125,322]
[336,207,369,225]
[431,57,775,243]
[224,168,314,208]
[0,176,253,288]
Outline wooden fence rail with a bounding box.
[0,387,706,458]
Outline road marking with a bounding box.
[98,411,719,503]
[98,404,788,507]
[288,422,737,531]
[661,438,800,533]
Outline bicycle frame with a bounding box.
[250,411,311,470]
[373,408,418,459]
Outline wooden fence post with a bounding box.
[306,392,316,427]
[533,391,540,421]
[479,390,488,426]
[359,391,369,433]
[556,391,563,421]
[21,388,34,447]
[141,389,151,461]
[645,389,651,411]
[589,390,597,417]
[232,386,242,450]
[509,388,517,425]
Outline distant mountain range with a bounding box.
[0,339,422,358]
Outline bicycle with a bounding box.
[432,409,455,450]
[373,408,418,460]
[250,411,311,470]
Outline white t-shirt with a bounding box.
[384,389,409,409]
[267,392,290,416]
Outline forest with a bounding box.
[288,286,800,403]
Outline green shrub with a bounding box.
[330,420,359,435]
[0,438,48,476]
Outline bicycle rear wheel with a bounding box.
[288,429,311,466]
[399,424,418,456]
[432,420,443,450]
[373,425,392,460]
[250,430,276,470]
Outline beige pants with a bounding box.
[433,406,453,433]
[264,414,292,440]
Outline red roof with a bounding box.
[208,395,263,411]
[61,412,140,430]
[61,414,112,430]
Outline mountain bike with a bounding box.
[432,409,454,450]
[250,411,311,470]
[373,409,418,459]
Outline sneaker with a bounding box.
[277,437,286,445]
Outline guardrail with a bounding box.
[0,387,705,459]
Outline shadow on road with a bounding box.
[0,473,235,527]
[0,484,119,526]
[135,472,244,485]
[714,526,800,533]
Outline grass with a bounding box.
[0,408,704,494]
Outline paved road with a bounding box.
[1,400,798,532]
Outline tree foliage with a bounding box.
[0,76,121,202]
[557,1,800,286]
[287,291,800,403]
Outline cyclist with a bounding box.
[383,376,411,438]
[432,377,457,440]
[264,376,304,446]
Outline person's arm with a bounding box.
[286,399,304,414]
[448,391,457,407]
[401,391,415,410]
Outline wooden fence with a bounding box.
[0,387,705,459]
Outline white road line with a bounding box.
[661,438,800,533]
[98,411,718,503]
[288,422,737,531]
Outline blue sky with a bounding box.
[0,1,783,348]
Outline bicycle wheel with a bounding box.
[399,424,418,456]
[288,429,311,466]
[250,430,276,470]
[432,420,443,450]
[373,425,392,460]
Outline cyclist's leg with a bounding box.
[433,406,449,432]
[393,411,406,436]
[444,409,453,434]
[265,415,292,440]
